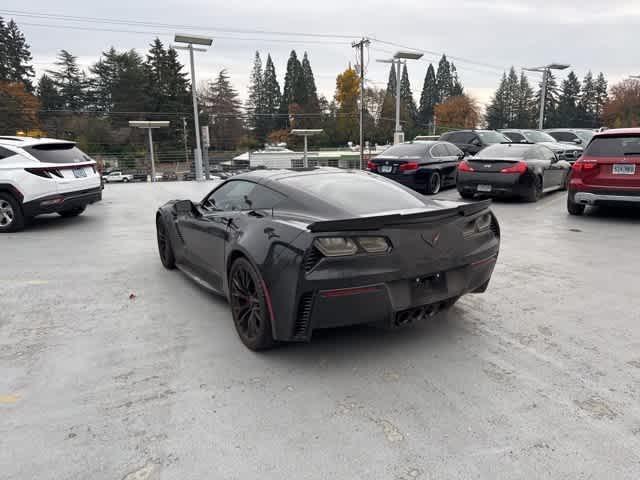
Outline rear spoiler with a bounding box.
[308,199,491,232]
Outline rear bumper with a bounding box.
[573,191,640,207]
[457,171,533,197]
[22,187,102,217]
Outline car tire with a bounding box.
[458,190,475,200]
[123,178,129,183]
[425,171,441,195]
[229,257,276,351]
[567,195,585,216]
[58,206,86,218]
[561,172,570,191]
[0,193,25,233]
[156,217,176,269]
[525,176,543,202]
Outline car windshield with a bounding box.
[24,143,93,164]
[475,144,529,158]
[377,144,428,158]
[476,131,510,144]
[280,172,426,215]
[524,131,556,143]
[583,135,640,156]
[576,130,595,143]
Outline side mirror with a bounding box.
[573,138,582,145]
[175,199,194,215]
[457,152,465,160]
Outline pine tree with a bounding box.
[504,67,520,126]
[577,71,597,127]
[535,71,560,128]
[1,19,35,90]
[37,74,61,110]
[90,47,119,111]
[279,50,306,127]
[450,63,464,96]
[262,54,281,135]
[418,63,438,129]
[436,54,453,102]
[378,64,398,141]
[202,69,244,150]
[48,50,87,111]
[557,71,581,126]
[301,52,320,123]
[145,38,167,109]
[515,72,535,128]
[400,64,417,136]
[485,73,508,129]
[595,72,608,126]
[246,51,265,139]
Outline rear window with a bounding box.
[24,143,92,164]
[0,146,17,160]
[584,135,640,157]
[280,172,426,215]
[477,131,510,144]
[377,144,428,159]
[475,144,529,159]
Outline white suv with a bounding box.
[0,136,102,232]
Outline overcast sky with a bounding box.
[3,0,640,108]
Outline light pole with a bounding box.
[174,33,213,182]
[291,129,323,168]
[523,63,570,129]
[376,51,423,144]
[129,121,170,182]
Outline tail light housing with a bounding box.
[25,168,64,179]
[500,161,528,174]
[458,160,474,172]
[571,159,599,174]
[399,161,419,172]
[367,161,377,172]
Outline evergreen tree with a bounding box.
[577,71,597,127]
[90,47,119,111]
[557,71,581,126]
[504,67,520,126]
[262,54,281,135]
[47,50,87,111]
[595,72,608,126]
[485,73,508,129]
[535,71,560,128]
[202,69,244,150]
[246,51,266,140]
[378,64,398,141]
[418,63,438,128]
[301,52,320,124]
[2,19,35,90]
[145,38,167,108]
[436,54,453,102]
[279,50,307,127]
[515,72,535,128]
[37,74,61,110]
[400,64,417,136]
[450,63,464,96]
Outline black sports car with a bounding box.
[368,141,464,194]
[457,143,572,202]
[156,168,500,350]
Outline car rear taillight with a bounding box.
[367,160,377,172]
[458,160,474,172]
[572,160,599,173]
[500,161,528,174]
[399,161,419,172]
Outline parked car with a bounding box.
[0,136,102,232]
[499,129,583,163]
[567,128,640,215]
[544,128,594,147]
[162,171,178,181]
[155,168,500,350]
[439,130,511,156]
[104,171,134,183]
[457,143,571,202]
[368,141,464,194]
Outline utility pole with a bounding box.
[352,37,370,169]
[538,69,548,130]
[182,117,189,164]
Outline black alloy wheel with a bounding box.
[156,217,176,269]
[229,257,275,351]
[426,171,442,195]
[525,175,543,202]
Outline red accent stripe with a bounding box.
[471,255,497,268]
[320,286,382,298]
[258,276,276,324]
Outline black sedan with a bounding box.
[457,143,571,202]
[368,141,464,194]
[156,168,500,350]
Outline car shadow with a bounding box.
[582,205,640,223]
[22,213,99,232]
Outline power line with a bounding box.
[0,9,358,39]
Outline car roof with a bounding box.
[0,136,75,148]
[544,128,593,133]
[593,127,640,137]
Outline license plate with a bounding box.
[380,165,393,173]
[477,184,492,192]
[612,164,635,175]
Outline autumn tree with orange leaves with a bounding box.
[603,79,640,128]
[434,95,481,131]
[0,81,40,133]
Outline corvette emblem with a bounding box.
[422,231,441,247]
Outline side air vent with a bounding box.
[490,217,500,237]
[302,247,323,273]
[174,224,185,243]
[293,292,314,339]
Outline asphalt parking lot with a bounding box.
[2,182,640,480]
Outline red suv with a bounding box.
[567,128,640,215]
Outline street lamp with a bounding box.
[174,33,213,181]
[523,63,570,129]
[129,121,170,182]
[377,51,423,144]
[291,129,323,168]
